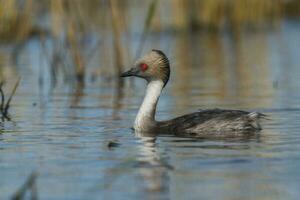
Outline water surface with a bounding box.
[1,21,300,200]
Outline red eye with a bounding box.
[140,63,148,72]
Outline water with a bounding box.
[1,21,300,200]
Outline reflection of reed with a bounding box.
[171,29,273,110]
[111,82,124,120]
[172,32,193,109]
[172,32,226,110]
[70,82,84,108]
[230,31,273,106]
[199,33,226,98]
[67,22,85,83]
[11,171,38,200]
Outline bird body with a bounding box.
[121,50,265,136]
[157,109,264,136]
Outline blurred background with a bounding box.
[1,0,300,199]
[0,0,300,88]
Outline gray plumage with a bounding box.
[157,109,265,136]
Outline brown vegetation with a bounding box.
[0,0,299,83]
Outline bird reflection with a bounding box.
[134,132,172,199]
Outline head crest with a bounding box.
[152,49,166,57]
[151,49,170,87]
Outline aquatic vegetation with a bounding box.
[0,78,20,121]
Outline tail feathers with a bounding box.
[247,112,267,130]
[248,112,269,119]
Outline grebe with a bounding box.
[121,49,265,136]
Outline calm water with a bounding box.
[1,21,300,200]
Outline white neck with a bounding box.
[134,80,164,131]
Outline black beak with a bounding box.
[120,67,138,77]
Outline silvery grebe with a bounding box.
[121,49,265,136]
